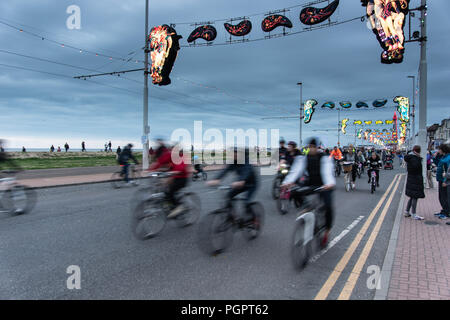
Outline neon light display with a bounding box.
[339,102,352,109]
[361,0,410,64]
[394,96,410,123]
[365,121,373,125]
[341,118,349,134]
[224,20,252,37]
[356,101,369,108]
[300,0,340,25]
[322,101,335,109]
[304,99,318,124]
[385,120,394,125]
[354,120,363,125]
[187,25,217,43]
[261,15,293,32]
[373,99,388,108]
[150,25,182,86]
[375,120,384,125]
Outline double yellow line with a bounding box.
[314,174,402,300]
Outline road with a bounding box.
[0,167,404,300]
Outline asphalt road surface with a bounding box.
[0,167,404,300]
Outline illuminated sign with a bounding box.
[261,15,293,32]
[341,118,349,134]
[300,0,340,25]
[304,99,318,124]
[150,25,182,86]
[187,25,217,43]
[322,101,335,109]
[394,96,410,123]
[354,120,363,125]
[365,121,373,125]
[362,0,410,64]
[339,101,352,109]
[224,20,252,37]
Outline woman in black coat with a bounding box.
[404,145,425,220]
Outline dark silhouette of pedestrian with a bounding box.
[108,141,112,152]
[22,146,26,153]
[50,145,55,153]
[64,143,69,152]
[404,145,425,220]
[82,141,86,152]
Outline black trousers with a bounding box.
[166,178,188,206]
[438,182,449,215]
[406,197,418,214]
[320,190,334,230]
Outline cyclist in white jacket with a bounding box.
[282,137,336,247]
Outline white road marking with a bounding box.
[309,215,365,263]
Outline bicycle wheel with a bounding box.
[292,217,310,270]
[197,209,234,256]
[371,181,376,194]
[132,199,167,240]
[111,172,125,189]
[272,177,281,200]
[242,202,264,241]
[175,192,201,228]
[202,172,208,181]
[1,185,37,215]
[276,189,291,215]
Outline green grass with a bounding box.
[4,152,143,170]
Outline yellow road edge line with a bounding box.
[337,176,402,300]
[314,174,400,300]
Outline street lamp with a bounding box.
[297,82,303,147]
[407,75,416,148]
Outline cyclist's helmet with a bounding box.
[279,138,286,144]
[127,143,133,148]
[306,137,321,147]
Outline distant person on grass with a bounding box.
[108,141,112,152]
[64,143,69,152]
[50,145,55,153]
[82,141,86,152]
[22,146,26,153]
[116,146,122,159]
[57,146,61,152]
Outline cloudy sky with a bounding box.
[0,0,448,149]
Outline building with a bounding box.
[427,118,450,150]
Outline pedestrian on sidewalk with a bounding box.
[434,144,450,220]
[404,145,425,220]
[426,150,434,189]
[57,146,61,152]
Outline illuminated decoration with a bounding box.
[365,121,373,125]
[322,101,335,109]
[304,99,318,124]
[339,101,352,109]
[300,0,340,25]
[357,128,363,139]
[375,120,384,125]
[224,20,252,37]
[341,118,349,134]
[373,99,388,108]
[261,15,293,32]
[394,96,410,123]
[187,25,217,43]
[356,101,369,108]
[399,122,407,144]
[354,120,363,125]
[385,120,394,125]
[150,25,182,86]
[361,0,410,64]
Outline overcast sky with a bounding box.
[0,0,448,149]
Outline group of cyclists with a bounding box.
[112,137,394,247]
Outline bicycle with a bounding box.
[291,186,327,270]
[111,164,141,189]
[0,171,37,215]
[356,162,363,179]
[368,169,379,194]
[192,165,208,181]
[272,163,289,200]
[131,172,201,240]
[334,159,342,177]
[342,162,355,192]
[197,186,264,256]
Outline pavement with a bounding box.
[383,184,450,300]
[2,166,449,300]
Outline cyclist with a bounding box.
[285,141,302,167]
[366,151,382,187]
[0,140,21,171]
[342,144,358,190]
[193,155,204,176]
[282,137,336,247]
[207,147,259,222]
[279,139,288,162]
[150,144,190,218]
[117,144,139,184]
[330,146,343,172]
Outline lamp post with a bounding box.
[142,0,150,170]
[297,82,303,147]
[418,0,428,183]
[407,75,416,148]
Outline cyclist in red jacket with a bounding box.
[150,143,190,218]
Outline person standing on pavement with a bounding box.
[404,145,425,220]
[434,144,450,220]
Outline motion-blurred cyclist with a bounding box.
[117,143,139,184]
[208,147,259,222]
[285,141,302,167]
[282,137,336,247]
